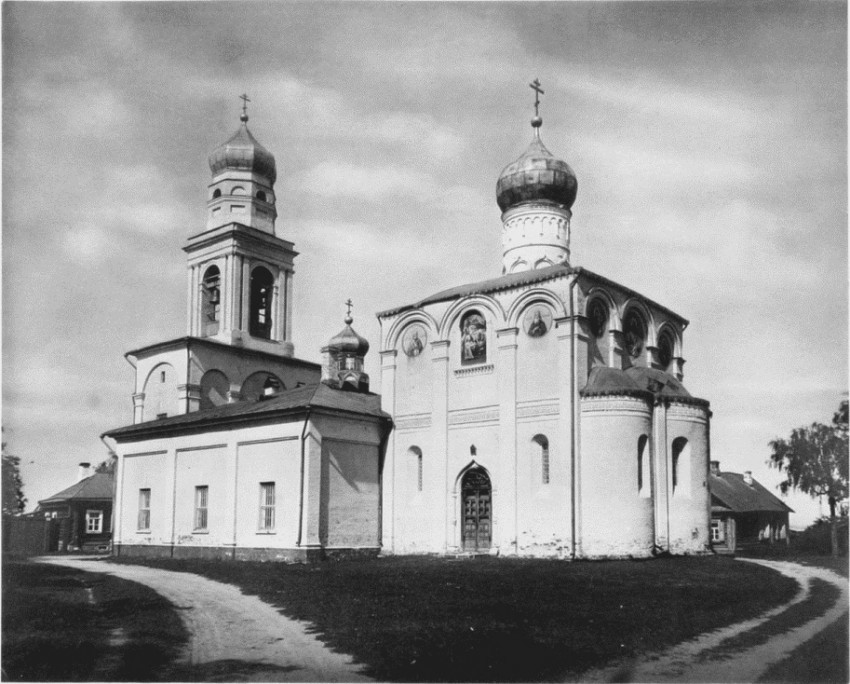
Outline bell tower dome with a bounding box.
[206,94,278,234]
[496,80,577,274]
[184,96,297,356]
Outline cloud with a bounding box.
[62,224,110,265]
[294,162,438,203]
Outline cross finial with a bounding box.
[239,93,251,123]
[344,298,354,325]
[529,79,544,129]
[529,79,544,115]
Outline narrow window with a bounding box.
[256,190,267,201]
[249,267,274,339]
[533,435,550,485]
[408,447,423,492]
[637,434,649,496]
[138,489,151,530]
[203,265,221,336]
[160,371,166,383]
[85,510,103,534]
[194,486,209,530]
[671,437,690,496]
[259,482,276,531]
[212,188,222,199]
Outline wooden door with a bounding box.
[461,468,491,552]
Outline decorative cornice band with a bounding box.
[580,395,653,416]
[517,400,559,419]
[454,363,495,378]
[393,413,433,431]
[448,406,500,426]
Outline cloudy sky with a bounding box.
[3,2,846,527]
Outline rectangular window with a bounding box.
[259,482,275,531]
[710,519,724,542]
[138,489,151,531]
[85,509,103,534]
[194,486,209,531]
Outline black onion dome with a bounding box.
[209,123,276,184]
[496,135,577,212]
[328,319,370,356]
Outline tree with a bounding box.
[768,400,849,557]
[2,441,27,515]
[94,453,117,475]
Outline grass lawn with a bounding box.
[2,559,188,682]
[113,554,798,682]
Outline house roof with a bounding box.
[104,383,391,442]
[710,471,794,514]
[376,265,688,324]
[39,472,114,505]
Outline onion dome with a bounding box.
[496,123,577,213]
[327,311,370,356]
[208,110,276,184]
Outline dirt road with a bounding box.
[582,558,848,682]
[36,556,371,682]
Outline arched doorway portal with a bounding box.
[461,467,492,552]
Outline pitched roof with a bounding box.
[39,472,114,504]
[104,383,391,442]
[710,471,794,514]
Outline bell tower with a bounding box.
[185,96,296,356]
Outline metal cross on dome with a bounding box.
[239,93,251,118]
[344,298,354,323]
[529,78,544,117]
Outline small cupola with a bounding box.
[206,95,278,234]
[322,300,371,393]
[497,80,577,274]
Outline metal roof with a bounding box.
[104,383,391,441]
[376,265,688,325]
[710,472,794,514]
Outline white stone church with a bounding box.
[105,90,712,561]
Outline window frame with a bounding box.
[137,488,151,531]
[194,485,209,531]
[258,482,276,532]
[85,509,103,534]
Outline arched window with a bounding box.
[231,185,246,195]
[657,330,674,369]
[241,372,284,402]
[623,309,646,360]
[202,265,221,336]
[408,446,423,492]
[671,437,691,497]
[249,267,274,339]
[200,369,229,410]
[588,299,608,339]
[256,190,267,201]
[638,434,649,496]
[212,188,222,199]
[460,311,487,365]
[533,434,550,485]
[143,363,178,421]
